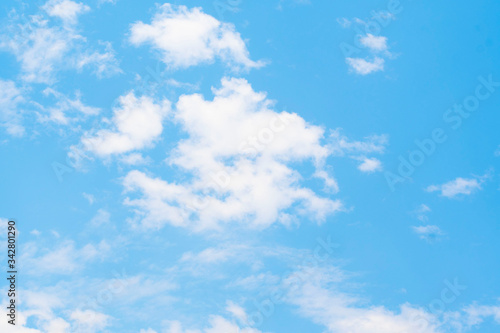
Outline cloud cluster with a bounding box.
[328,129,388,173]
[339,14,395,75]
[0,1,121,83]
[123,78,343,231]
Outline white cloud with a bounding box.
[226,301,248,323]
[69,309,110,332]
[120,152,151,165]
[346,57,385,75]
[0,288,110,333]
[357,157,382,173]
[82,192,95,204]
[339,13,394,75]
[412,225,444,241]
[337,17,351,28]
[328,130,388,156]
[129,4,265,71]
[31,229,41,236]
[426,176,485,198]
[359,34,388,52]
[279,261,500,333]
[80,92,171,156]
[98,0,118,5]
[163,315,262,333]
[463,304,500,327]
[42,0,90,25]
[0,79,25,136]
[180,246,241,265]
[0,7,120,83]
[38,88,100,124]
[228,272,281,290]
[76,41,122,78]
[123,77,343,231]
[412,204,431,222]
[285,266,443,333]
[140,329,158,333]
[314,169,340,193]
[21,239,110,275]
[89,209,110,227]
[328,129,387,173]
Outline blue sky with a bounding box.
[0,0,499,332]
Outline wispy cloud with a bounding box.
[0,79,25,136]
[0,2,121,83]
[412,225,444,242]
[426,173,490,198]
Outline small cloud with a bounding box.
[357,157,382,173]
[42,0,91,25]
[371,11,396,23]
[82,192,95,205]
[0,80,25,136]
[38,88,100,125]
[30,229,41,236]
[426,174,488,199]
[412,204,431,222]
[412,225,444,241]
[314,170,339,193]
[226,301,248,323]
[166,79,200,91]
[120,153,151,166]
[359,33,388,52]
[98,0,117,5]
[339,12,395,75]
[337,17,351,28]
[89,209,110,227]
[346,57,384,75]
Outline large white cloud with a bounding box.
[129,4,265,71]
[123,77,343,231]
